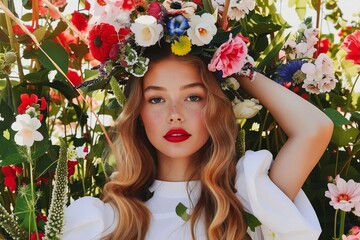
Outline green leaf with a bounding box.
[15,185,37,232]
[202,0,214,14]
[36,39,69,74]
[33,26,47,42]
[244,211,261,232]
[212,25,242,43]
[324,108,351,126]
[288,0,307,20]
[256,26,290,71]
[175,202,190,221]
[0,137,27,166]
[331,126,359,147]
[109,77,126,108]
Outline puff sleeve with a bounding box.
[236,150,321,240]
[62,196,118,240]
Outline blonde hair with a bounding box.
[102,53,247,239]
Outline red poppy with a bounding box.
[66,69,83,86]
[17,94,47,120]
[68,160,78,178]
[342,30,360,65]
[88,23,119,62]
[318,38,330,54]
[1,165,22,192]
[71,11,88,32]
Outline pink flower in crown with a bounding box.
[208,33,248,77]
[325,175,360,212]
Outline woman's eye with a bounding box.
[186,95,201,102]
[149,97,164,104]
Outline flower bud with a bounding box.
[233,98,262,119]
[225,77,240,90]
[4,52,17,64]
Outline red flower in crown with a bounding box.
[342,30,360,65]
[71,11,89,32]
[88,23,119,62]
[1,165,22,192]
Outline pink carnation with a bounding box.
[208,34,248,77]
[325,175,360,212]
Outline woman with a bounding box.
[62,43,333,239]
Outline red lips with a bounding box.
[163,128,191,143]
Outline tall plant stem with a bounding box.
[338,210,346,239]
[27,147,39,240]
[334,208,338,239]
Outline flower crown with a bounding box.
[85,0,257,87]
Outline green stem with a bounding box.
[334,208,338,239]
[257,110,269,150]
[27,147,39,240]
[338,210,346,239]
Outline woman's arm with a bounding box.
[237,73,334,201]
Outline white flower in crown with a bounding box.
[11,114,43,147]
[130,15,164,47]
[187,13,217,46]
[228,0,255,21]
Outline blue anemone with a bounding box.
[167,15,189,36]
[275,60,306,84]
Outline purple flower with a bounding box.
[167,15,189,36]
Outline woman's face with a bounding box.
[140,57,210,163]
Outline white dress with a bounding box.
[62,150,321,239]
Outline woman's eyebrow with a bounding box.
[180,82,205,90]
[144,83,205,93]
[143,85,166,93]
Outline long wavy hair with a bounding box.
[101,44,247,239]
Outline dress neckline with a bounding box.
[149,180,201,198]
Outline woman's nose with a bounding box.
[168,104,184,123]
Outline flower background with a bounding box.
[0,0,360,239]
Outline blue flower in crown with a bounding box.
[167,15,189,36]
